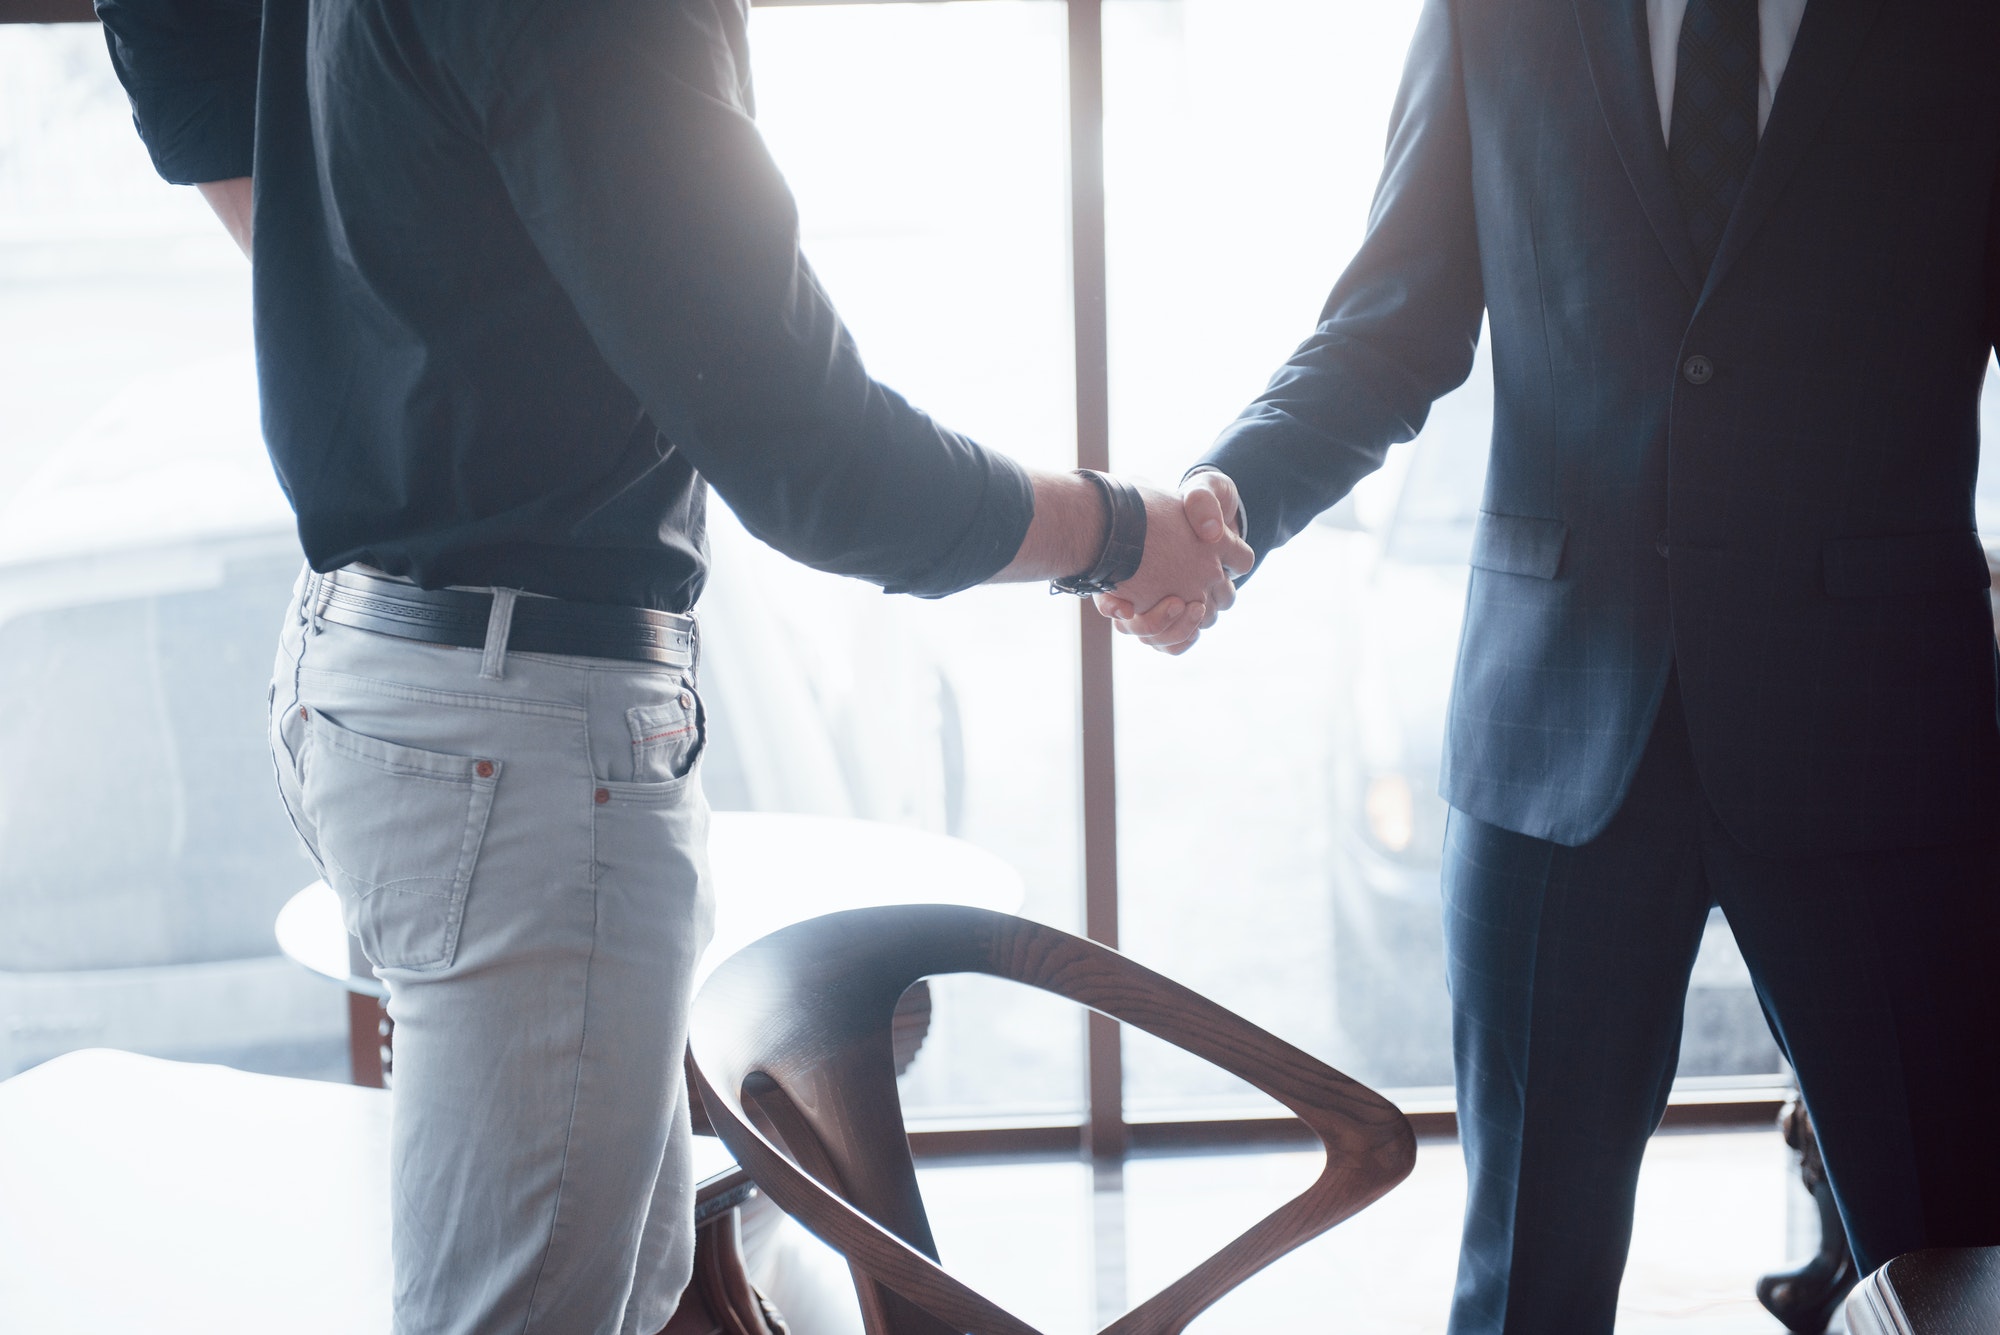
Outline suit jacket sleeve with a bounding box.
[1987,156,2000,362]
[1195,0,1486,570]
[95,0,261,185]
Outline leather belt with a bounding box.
[313,567,696,669]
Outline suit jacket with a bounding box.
[1201,0,2000,855]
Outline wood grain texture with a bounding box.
[348,991,389,1088]
[689,905,1416,1335]
[661,1205,785,1335]
[0,1,95,21]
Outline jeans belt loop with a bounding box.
[480,588,519,681]
[310,568,334,635]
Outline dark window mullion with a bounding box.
[1063,0,1125,1161]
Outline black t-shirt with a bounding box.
[98,0,1033,611]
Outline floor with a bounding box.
[752,1127,1834,1334]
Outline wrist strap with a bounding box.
[1050,470,1147,597]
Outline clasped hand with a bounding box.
[1094,472,1251,655]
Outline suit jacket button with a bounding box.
[1682,355,1714,385]
[1656,534,1670,558]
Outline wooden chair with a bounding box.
[688,905,1417,1335]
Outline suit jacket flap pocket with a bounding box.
[1470,512,1567,580]
[1822,530,1990,599]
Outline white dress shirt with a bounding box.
[1648,0,1811,142]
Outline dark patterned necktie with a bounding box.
[1669,0,1760,273]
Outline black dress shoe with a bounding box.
[1757,1098,1859,1334]
[1756,1234,1857,1334]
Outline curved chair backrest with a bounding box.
[688,905,1415,1335]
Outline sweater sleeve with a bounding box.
[469,0,1035,598]
[95,0,261,185]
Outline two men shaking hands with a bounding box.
[99,0,2000,1331]
[1004,467,1253,656]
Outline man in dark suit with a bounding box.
[1112,1,2000,1329]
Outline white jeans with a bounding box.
[269,567,713,1335]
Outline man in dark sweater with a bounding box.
[96,1,1249,1330]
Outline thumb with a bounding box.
[1184,486,1227,543]
[1094,592,1136,619]
[1219,529,1256,579]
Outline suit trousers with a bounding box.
[1441,677,2000,1335]
[269,567,714,1335]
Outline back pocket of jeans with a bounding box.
[297,707,500,971]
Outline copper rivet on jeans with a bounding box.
[475,761,494,778]
[594,787,610,805]
[679,691,694,709]
[299,707,308,720]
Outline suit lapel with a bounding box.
[1700,0,1886,304]
[1571,0,1705,298]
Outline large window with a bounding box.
[1103,0,1802,1112]
[1101,0,1455,1114]
[4,2,1998,1147]
[739,1,1087,1124]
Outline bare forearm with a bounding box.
[197,177,254,259]
[989,468,1108,583]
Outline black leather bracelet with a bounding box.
[1050,470,1147,596]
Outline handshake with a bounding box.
[1008,468,1253,656]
